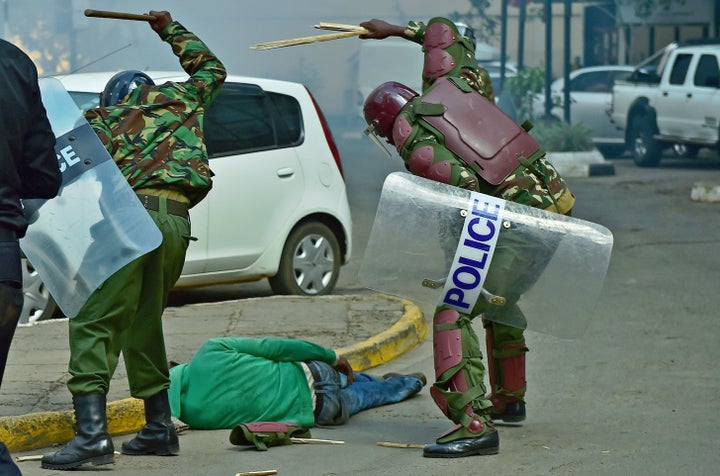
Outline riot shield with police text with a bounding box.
[19,78,162,318]
[358,172,613,338]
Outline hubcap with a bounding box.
[19,258,53,325]
[292,234,335,295]
[633,136,647,158]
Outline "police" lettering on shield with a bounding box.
[53,123,111,186]
[440,192,506,312]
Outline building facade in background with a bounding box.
[493,0,717,76]
[2,0,719,116]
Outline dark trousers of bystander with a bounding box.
[0,237,26,476]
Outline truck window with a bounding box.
[669,54,692,85]
[693,54,720,88]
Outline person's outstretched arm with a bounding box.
[359,19,408,40]
[148,10,227,107]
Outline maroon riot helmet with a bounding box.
[363,81,419,145]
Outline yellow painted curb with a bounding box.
[1,398,145,453]
[337,295,427,371]
[1,294,427,453]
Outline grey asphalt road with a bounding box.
[15,139,720,475]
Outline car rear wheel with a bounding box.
[20,257,58,325]
[269,222,341,296]
[629,115,662,167]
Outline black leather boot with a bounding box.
[423,430,500,458]
[490,400,526,423]
[41,393,115,470]
[121,389,179,455]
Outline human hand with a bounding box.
[333,355,355,385]
[359,19,405,40]
[148,10,172,34]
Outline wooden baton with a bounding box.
[250,30,365,51]
[314,22,367,33]
[289,437,344,445]
[84,9,157,22]
[376,441,425,449]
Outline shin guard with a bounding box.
[485,322,527,412]
[430,308,493,442]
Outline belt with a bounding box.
[137,194,189,219]
[304,361,324,420]
[0,228,17,241]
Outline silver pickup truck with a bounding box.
[610,41,720,166]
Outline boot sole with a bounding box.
[423,445,499,458]
[121,443,180,456]
[491,415,526,424]
[41,453,115,469]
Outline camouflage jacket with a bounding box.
[85,22,227,208]
[399,18,574,214]
[403,19,495,103]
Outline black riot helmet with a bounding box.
[99,70,155,107]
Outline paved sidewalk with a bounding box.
[0,293,427,453]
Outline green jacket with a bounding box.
[85,22,226,207]
[169,337,337,430]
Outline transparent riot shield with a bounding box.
[358,172,613,338]
[19,78,162,318]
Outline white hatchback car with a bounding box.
[20,72,352,324]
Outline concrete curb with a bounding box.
[547,149,616,178]
[338,296,428,371]
[0,294,427,453]
[691,181,720,202]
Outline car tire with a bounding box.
[20,256,58,325]
[629,115,662,167]
[269,222,341,296]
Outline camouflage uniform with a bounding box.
[67,21,226,400]
[398,18,575,445]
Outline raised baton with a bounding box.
[84,9,157,22]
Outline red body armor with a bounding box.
[419,78,541,185]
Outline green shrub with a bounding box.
[529,119,595,152]
[503,66,594,152]
[504,67,545,121]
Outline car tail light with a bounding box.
[306,86,344,179]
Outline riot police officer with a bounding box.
[361,17,575,458]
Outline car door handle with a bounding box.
[686,93,693,99]
[276,167,295,178]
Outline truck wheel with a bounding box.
[629,116,662,167]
